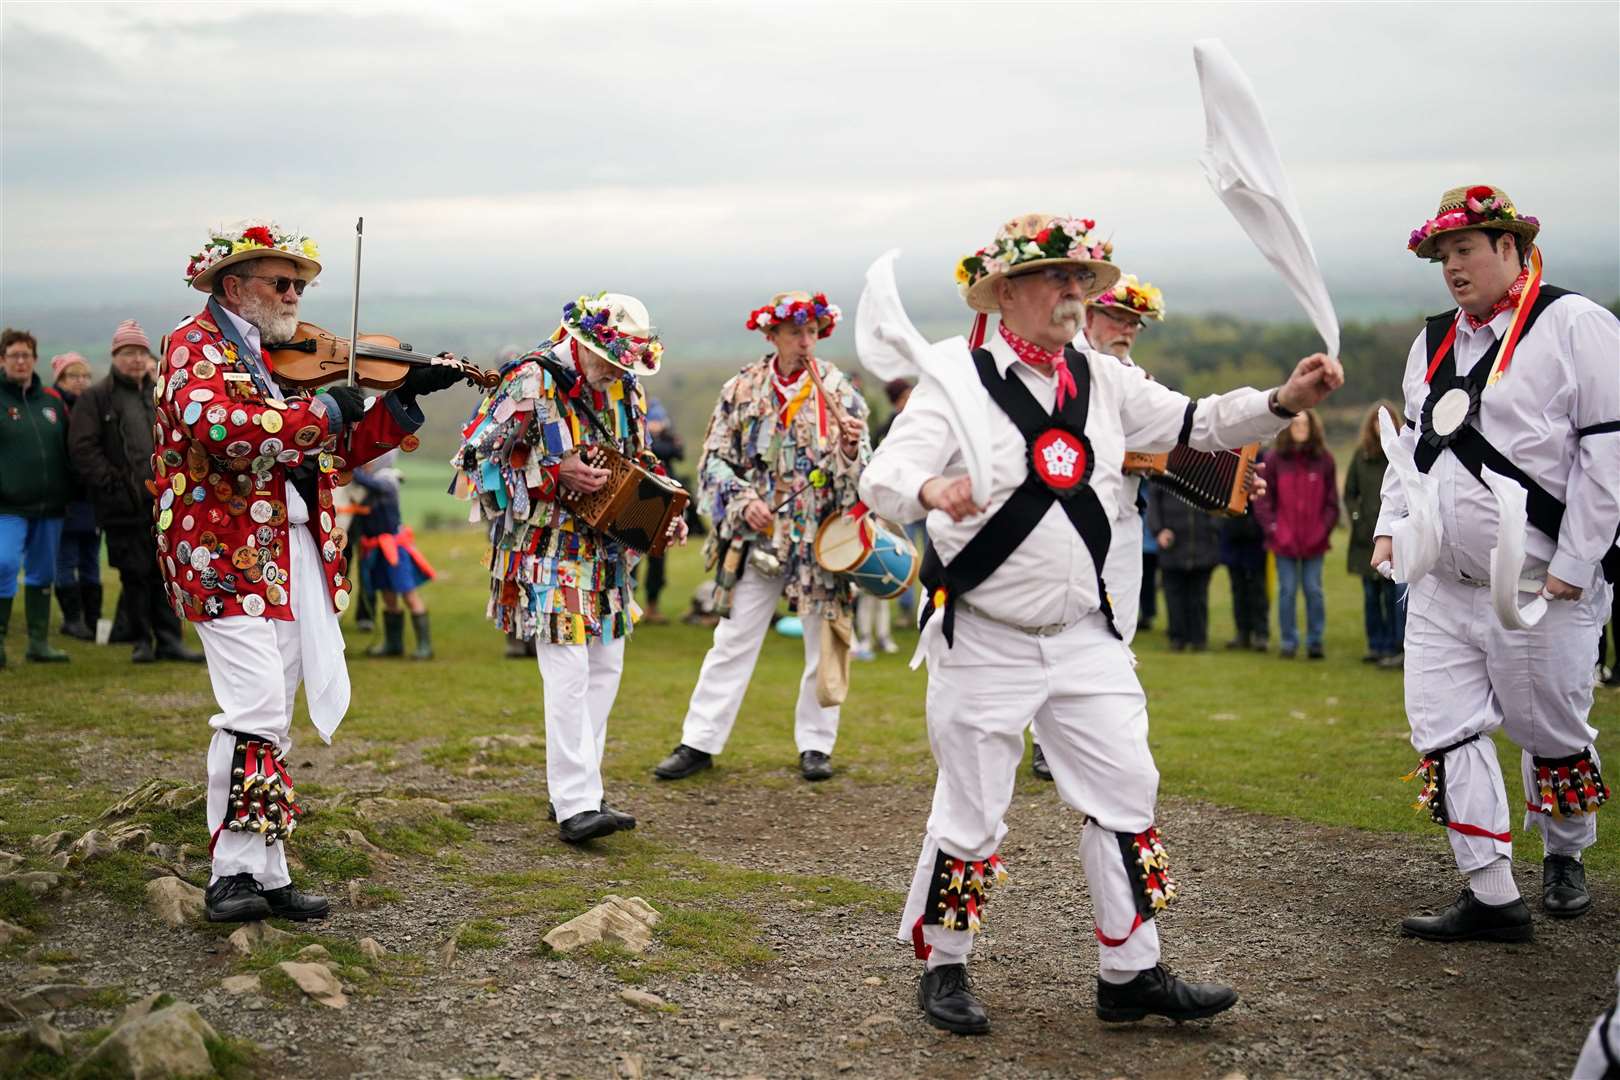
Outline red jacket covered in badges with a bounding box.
[152,306,423,622]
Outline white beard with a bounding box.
[238,292,300,345]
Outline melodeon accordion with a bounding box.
[1122,443,1260,516]
[558,444,689,556]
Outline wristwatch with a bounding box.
[1268,388,1299,418]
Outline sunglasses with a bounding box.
[244,274,309,296]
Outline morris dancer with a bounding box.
[655,292,869,784]
[1032,273,1165,780]
[862,212,1341,1034]
[456,294,684,844]
[162,221,462,922]
[1377,186,1620,938]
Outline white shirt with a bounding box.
[1375,292,1620,589]
[860,329,1285,629]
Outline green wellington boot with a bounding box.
[409,611,434,660]
[367,611,405,657]
[24,586,70,662]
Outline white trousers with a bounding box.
[1103,511,1145,645]
[196,526,346,887]
[1405,574,1610,871]
[679,566,839,756]
[537,637,626,821]
[899,609,1162,974]
[1573,970,1620,1079]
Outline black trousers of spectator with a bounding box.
[1227,564,1269,645]
[1161,566,1213,648]
[645,553,667,608]
[105,526,184,650]
[1139,551,1159,629]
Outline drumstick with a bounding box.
[804,358,856,441]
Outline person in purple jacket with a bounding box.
[1253,410,1340,659]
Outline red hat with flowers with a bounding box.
[1408,185,1539,261]
[745,292,841,338]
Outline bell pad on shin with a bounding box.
[1402,732,1483,827]
[1117,827,1177,919]
[922,850,1009,934]
[225,734,303,847]
[1530,748,1609,818]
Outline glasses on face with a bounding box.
[245,275,309,296]
[1099,308,1146,333]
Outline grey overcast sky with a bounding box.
[3,0,1617,327]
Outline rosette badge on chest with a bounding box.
[1030,425,1094,496]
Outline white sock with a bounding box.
[1467,857,1520,906]
[1098,968,1139,985]
[923,927,972,971]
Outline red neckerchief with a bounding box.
[1465,269,1528,330]
[999,323,1077,408]
[567,338,605,408]
[771,355,808,410]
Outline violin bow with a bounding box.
[346,217,364,388]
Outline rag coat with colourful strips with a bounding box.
[151,307,416,623]
[454,343,654,646]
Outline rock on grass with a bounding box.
[76,999,217,1079]
[544,895,661,955]
[144,877,204,927]
[227,921,293,956]
[276,961,348,1009]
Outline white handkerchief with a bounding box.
[1479,467,1548,629]
[1379,408,1441,585]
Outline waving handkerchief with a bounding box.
[857,250,993,505]
[1479,467,1550,629]
[1379,407,1442,586]
[1194,39,1340,358]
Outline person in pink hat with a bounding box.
[68,320,202,664]
[49,351,102,641]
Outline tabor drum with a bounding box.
[815,510,919,599]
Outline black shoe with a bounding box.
[131,640,157,664]
[261,884,330,921]
[1096,964,1238,1023]
[799,750,833,782]
[1307,645,1325,660]
[1542,855,1591,918]
[1168,640,1186,653]
[1362,652,1382,664]
[1250,638,1269,653]
[1224,637,1249,651]
[918,964,990,1035]
[601,801,637,830]
[156,643,204,663]
[1399,887,1533,942]
[1279,647,1297,659]
[1031,742,1054,782]
[653,744,712,780]
[559,809,619,844]
[205,873,272,923]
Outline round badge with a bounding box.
[260,437,284,456]
[208,424,227,442]
[261,411,284,434]
[268,502,287,526]
[162,449,183,468]
[320,511,333,532]
[156,534,168,553]
[1431,386,1471,437]
[243,564,263,584]
[400,434,421,453]
[203,596,224,618]
[256,525,275,545]
[192,360,216,380]
[226,496,248,517]
[249,500,272,524]
[205,404,227,425]
[172,473,186,493]
[188,388,214,403]
[241,594,266,617]
[251,455,275,473]
[232,547,257,569]
[185,330,203,344]
[165,556,176,577]
[202,344,222,364]
[191,486,206,504]
[318,489,333,509]
[207,507,228,526]
[266,399,288,411]
[317,452,334,473]
[277,449,301,464]
[169,345,190,366]
[159,488,175,510]
[293,424,320,447]
[333,589,351,612]
[180,514,195,532]
[189,547,210,572]
[176,540,192,563]
[158,508,173,530]
[199,565,218,589]
[182,402,203,425]
[322,541,337,563]
[230,409,248,426]
[198,530,218,549]
[1030,428,1092,494]
[266,583,286,606]
[224,440,250,458]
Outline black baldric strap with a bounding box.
[1412,287,1617,584]
[919,345,1120,646]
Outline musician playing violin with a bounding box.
[157,220,464,924]
[455,293,686,845]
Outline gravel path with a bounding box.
[6,755,1616,1079]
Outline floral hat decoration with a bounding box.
[186,219,321,292]
[1088,273,1165,322]
[955,212,1121,314]
[745,291,841,338]
[1408,185,1539,261]
[559,292,663,376]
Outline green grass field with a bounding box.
[4,503,1616,882]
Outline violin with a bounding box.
[266,322,498,391]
